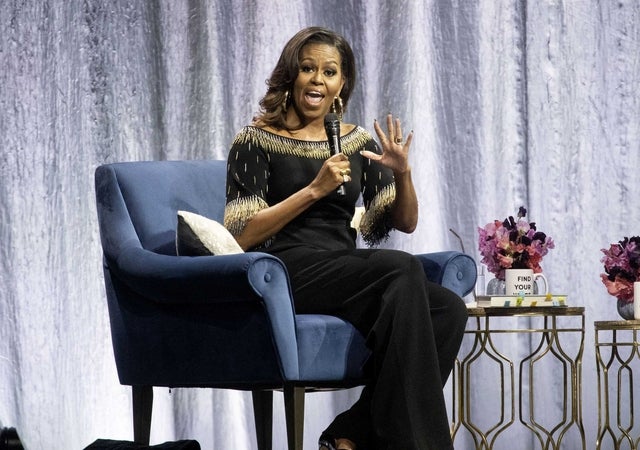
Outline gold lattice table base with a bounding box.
[452,306,585,450]
[595,320,640,450]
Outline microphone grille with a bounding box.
[324,113,340,135]
[324,113,339,125]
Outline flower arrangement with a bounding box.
[600,236,640,303]
[478,206,555,280]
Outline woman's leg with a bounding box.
[282,248,468,449]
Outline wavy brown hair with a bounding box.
[253,27,356,130]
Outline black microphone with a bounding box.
[324,113,346,196]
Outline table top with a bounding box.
[467,305,585,317]
[594,319,640,330]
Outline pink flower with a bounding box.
[600,237,640,303]
[478,207,554,280]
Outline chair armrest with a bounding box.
[111,246,291,304]
[415,251,477,297]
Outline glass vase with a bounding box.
[486,278,506,295]
[617,299,635,320]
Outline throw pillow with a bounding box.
[176,210,243,256]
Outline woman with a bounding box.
[224,26,467,450]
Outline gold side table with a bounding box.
[451,306,585,450]
[595,320,640,449]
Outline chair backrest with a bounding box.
[95,160,227,255]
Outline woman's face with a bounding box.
[290,43,345,124]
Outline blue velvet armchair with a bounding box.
[94,159,476,450]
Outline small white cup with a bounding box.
[504,268,549,296]
[634,282,640,320]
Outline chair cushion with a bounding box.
[176,210,243,256]
[295,314,370,381]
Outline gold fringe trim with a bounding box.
[360,183,396,246]
[233,126,372,159]
[223,195,269,236]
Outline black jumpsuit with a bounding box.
[224,125,467,450]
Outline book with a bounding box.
[470,294,569,308]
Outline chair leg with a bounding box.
[132,385,153,445]
[252,390,273,450]
[283,385,305,450]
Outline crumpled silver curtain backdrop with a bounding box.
[1,1,639,449]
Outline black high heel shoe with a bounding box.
[319,437,336,450]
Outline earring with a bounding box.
[282,91,290,113]
[332,96,344,121]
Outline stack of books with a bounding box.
[470,294,569,308]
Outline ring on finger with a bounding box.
[394,137,403,144]
[342,174,348,183]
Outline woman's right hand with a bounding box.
[309,153,351,197]
[233,153,352,250]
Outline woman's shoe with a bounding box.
[318,437,336,450]
[319,436,355,450]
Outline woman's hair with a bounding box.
[254,27,356,129]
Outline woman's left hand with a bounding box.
[361,113,413,174]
